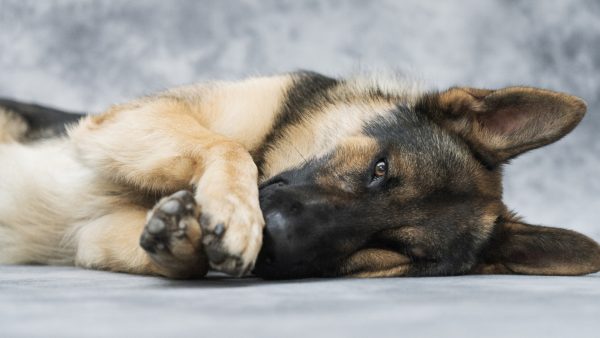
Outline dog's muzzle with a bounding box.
[253,179,334,279]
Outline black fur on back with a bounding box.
[0,98,83,140]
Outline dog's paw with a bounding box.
[140,190,208,278]
[197,192,264,277]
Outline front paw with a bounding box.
[140,190,208,278]
[197,193,264,277]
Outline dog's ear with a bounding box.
[419,87,587,166]
[473,220,600,275]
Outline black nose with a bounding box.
[254,209,314,279]
[256,210,290,266]
[254,182,318,279]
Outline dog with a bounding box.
[0,71,599,279]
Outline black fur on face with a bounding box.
[254,105,504,279]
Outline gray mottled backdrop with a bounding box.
[1,0,599,238]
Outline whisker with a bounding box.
[284,138,310,168]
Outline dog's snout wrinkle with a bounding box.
[259,177,289,190]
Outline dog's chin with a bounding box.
[253,228,413,279]
[253,255,320,280]
[253,249,412,279]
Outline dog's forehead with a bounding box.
[368,108,474,168]
[258,74,426,180]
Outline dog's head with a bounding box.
[253,74,600,279]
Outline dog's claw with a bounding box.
[214,223,225,237]
[199,215,211,227]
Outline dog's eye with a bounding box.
[373,159,387,178]
[367,158,388,188]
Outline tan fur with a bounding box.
[343,248,411,277]
[74,207,153,273]
[69,76,294,276]
[0,75,293,277]
[0,140,124,265]
[314,136,380,192]
[261,100,411,179]
[0,107,28,143]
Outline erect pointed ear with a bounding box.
[417,87,587,166]
[473,219,600,275]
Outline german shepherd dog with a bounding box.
[1,71,599,279]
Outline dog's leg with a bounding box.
[70,98,263,276]
[75,194,207,278]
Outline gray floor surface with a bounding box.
[1,265,599,338]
